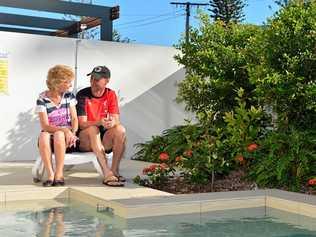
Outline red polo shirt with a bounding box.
[76,87,119,121]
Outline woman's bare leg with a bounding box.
[38,132,54,181]
[53,131,66,180]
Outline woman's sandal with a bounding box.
[103,175,124,187]
[54,178,65,186]
[42,180,54,187]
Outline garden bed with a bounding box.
[137,169,316,195]
[141,170,257,194]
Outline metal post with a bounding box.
[170,2,209,44]
[74,39,80,94]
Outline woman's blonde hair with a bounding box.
[46,65,74,91]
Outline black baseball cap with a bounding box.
[87,66,111,79]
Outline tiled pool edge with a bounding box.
[67,188,316,219]
[266,189,316,218]
[0,188,69,212]
[1,188,315,219]
[111,189,316,219]
[112,190,266,218]
[0,187,68,203]
[69,188,128,217]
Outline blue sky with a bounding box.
[0,0,280,46]
[98,0,280,46]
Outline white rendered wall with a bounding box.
[0,32,76,161]
[0,32,189,161]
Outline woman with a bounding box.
[35,65,78,187]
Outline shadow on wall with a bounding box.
[121,68,192,159]
[0,109,39,161]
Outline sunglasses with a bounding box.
[93,66,103,73]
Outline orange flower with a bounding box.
[149,164,157,171]
[235,155,245,164]
[159,163,168,170]
[308,178,316,186]
[159,152,169,161]
[142,167,150,175]
[183,150,193,158]
[175,156,182,162]
[247,143,258,152]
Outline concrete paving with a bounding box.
[0,159,173,200]
[1,160,315,222]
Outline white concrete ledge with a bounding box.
[1,188,315,221]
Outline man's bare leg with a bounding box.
[78,126,113,178]
[102,124,126,177]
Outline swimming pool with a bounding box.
[1,199,316,237]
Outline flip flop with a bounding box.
[103,175,124,187]
[117,175,126,182]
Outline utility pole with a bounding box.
[170,2,208,45]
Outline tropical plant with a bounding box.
[307,177,316,192]
[133,1,316,192]
[178,129,232,187]
[248,129,316,191]
[133,122,234,187]
[223,88,269,165]
[133,123,206,163]
[135,163,175,187]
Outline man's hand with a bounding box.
[101,115,115,129]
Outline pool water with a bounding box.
[0,200,316,237]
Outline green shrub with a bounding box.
[134,163,175,187]
[177,127,232,185]
[133,2,316,191]
[133,122,233,185]
[175,15,261,123]
[248,129,316,191]
[133,123,207,163]
[223,88,269,166]
[248,0,316,130]
[132,135,168,163]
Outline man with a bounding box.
[76,66,126,187]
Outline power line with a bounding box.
[119,9,184,18]
[116,14,185,31]
[117,9,184,27]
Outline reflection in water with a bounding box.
[31,206,124,237]
[1,205,316,237]
[39,208,65,237]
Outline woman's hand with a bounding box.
[62,128,77,148]
[69,133,78,148]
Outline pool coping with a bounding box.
[2,187,315,220]
[72,188,316,219]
